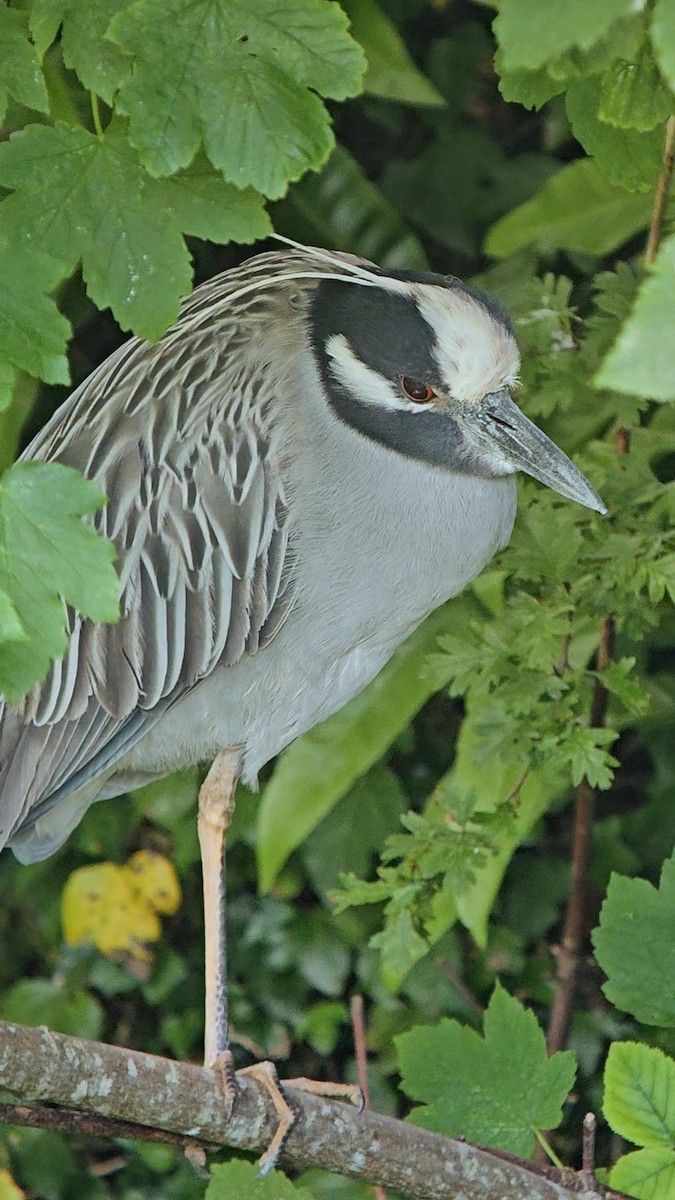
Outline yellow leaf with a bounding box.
[0,1168,25,1200]
[61,852,180,961]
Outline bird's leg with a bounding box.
[198,749,241,1077]
[198,749,362,1177]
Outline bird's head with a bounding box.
[307,258,605,514]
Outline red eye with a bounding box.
[400,376,436,404]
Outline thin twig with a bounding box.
[351,995,387,1200]
[581,1112,596,1188]
[644,115,675,266]
[546,615,615,1056]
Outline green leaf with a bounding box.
[0,8,49,125]
[493,0,635,71]
[207,1160,313,1198]
[0,122,270,340]
[256,595,481,891]
[0,461,119,700]
[567,726,619,789]
[302,766,405,897]
[496,57,563,110]
[385,127,555,256]
[598,42,674,132]
[0,589,26,649]
[341,0,443,106]
[652,0,675,96]
[592,852,675,1026]
[610,1148,675,1200]
[396,982,576,1157]
[595,657,650,718]
[604,1042,675,1151]
[566,76,664,192]
[595,234,675,401]
[108,0,365,196]
[486,159,651,257]
[29,0,131,103]
[7,1130,77,1200]
[0,226,70,386]
[1,978,103,1039]
[273,145,430,272]
[451,718,566,947]
[372,908,429,991]
[0,361,15,414]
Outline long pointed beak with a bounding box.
[472,390,606,514]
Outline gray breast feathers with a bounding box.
[0,315,295,853]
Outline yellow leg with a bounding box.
[198,749,241,1070]
[198,749,363,1175]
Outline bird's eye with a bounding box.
[400,377,436,404]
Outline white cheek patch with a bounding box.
[325,333,424,413]
[414,287,520,404]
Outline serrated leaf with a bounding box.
[566,76,663,193]
[486,159,651,257]
[652,0,675,96]
[0,588,26,648]
[108,0,365,195]
[496,56,563,110]
[0,8,49,125]
[610,1148,675,1200]
[494,0,635,71]
[1,978,103,1040]
[256,595,481,891]
[595,657,650,717]
[207,1160,313,1198]
[592,852,675,1026]
[371,908,428,991]
[29,0,131,103]
[0,122,270,340]
[604,1042,675,1151]
[0,225,70,385]
[273,145,430,272]
[567,726,619,789]
[0,461,119,700]
[397,983,576,1157]
[342,0,443,107]
[452,717,566,947]
[596,234,675,401]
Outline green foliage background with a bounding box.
[1,0,675,1196]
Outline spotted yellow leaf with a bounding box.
[61,853,181,961]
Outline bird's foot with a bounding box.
[213,1053,362,1176]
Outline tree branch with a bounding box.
[0,1021,628,1199]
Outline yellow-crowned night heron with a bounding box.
[0,241,605,1169]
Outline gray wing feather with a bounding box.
[0,312,294,854]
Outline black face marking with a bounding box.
[309,279,497,478]
[310,280,443,390]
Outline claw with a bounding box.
[211,1057,363,1176]
[212,1048,237,1123]
[237,1061,298,1176]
